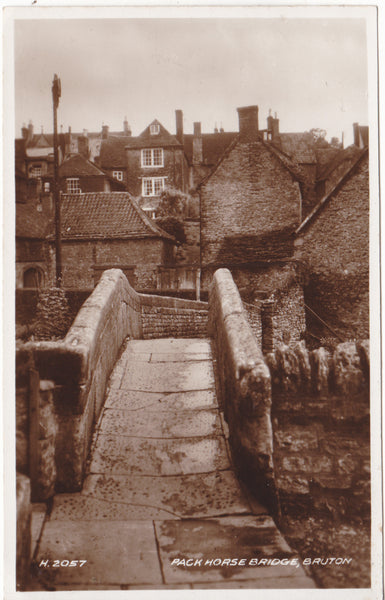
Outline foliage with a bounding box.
[155,216,186,244]
[32,287,73,340]
[157,187,191,219]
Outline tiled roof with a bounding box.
[58,192,175,241]
[183,132,238,166]
[59,154,108,177]
[274,132,316,164]
[125,120,181,149]
[99,136,131,168]
[316,145,362,181]
[296,148,368,235]
[16,204,52,239]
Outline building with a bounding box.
[47,192,176,290]
[58,153,126,195]
[16,203,53,289]
[199,105,303,291]
[295,148,369,340]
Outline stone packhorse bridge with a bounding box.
[16,268,369,590]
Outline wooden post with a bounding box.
[28,368,40,502]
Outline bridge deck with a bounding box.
[34,338,315,590]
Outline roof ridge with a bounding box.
[295,147,368,235]
[129,196,175,241]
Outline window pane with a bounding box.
[153,178,164,195]
[153,148,163,166]
[142,149,152,166]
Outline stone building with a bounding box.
[199,105,303,291]
[47,192,176,290]
[295,148,369,340]
[58,153,125,195]
[16,203,53,289]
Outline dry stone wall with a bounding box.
[266,340,370,519]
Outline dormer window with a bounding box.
[150,123,160,135]
[141,148,164,168]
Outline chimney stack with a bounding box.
[27,120,34,143]
[175,110,183,144]
[193,122,203,165]
[123,117,131,136]
[102,124,109,140]
[21,123,28,140]
[77,135,90,159]
[353,123,363,148]
[237,105,259,141]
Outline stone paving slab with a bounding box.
[82,472,255,518]
[155,516,309,585]
[36,521,162,586]
[90,434,230,476]
[98,408,222,438]
[50,494,178,521]
[105,389,217,412]
[126,339,212,355]
[120,361,215,392]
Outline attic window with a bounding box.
[30,164,42,178]
[113,171,123,181]
[66,178,81,193]
[150,123,160,135]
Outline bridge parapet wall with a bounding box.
[17,269,208,491]
[208,268,280,515]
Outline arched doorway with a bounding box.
[23,267,43,288]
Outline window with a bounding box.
[30,164,42,178]
[112,171,123,181]
[141,148,164,167]
[66,178,81,193]
[150,123,160,135]
[142,177,166,197]
[44,182,50,193]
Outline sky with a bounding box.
[14,14,369,147]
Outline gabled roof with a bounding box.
[59,154,109,177]
[316,145,362,182]
[16,204,52,239]
[57,192,175,241]
[274,132,316,164]
[125,119,182,149]
[99,136,131,168]
[295,148,368,235]
[183,132,238,166]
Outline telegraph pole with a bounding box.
[52,74,62,286]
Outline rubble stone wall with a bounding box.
[266,340,370,519]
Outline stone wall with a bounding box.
[200,139,301,285]
[208,268,279,516]
[16,350,57,500]
[58,237,173,290]
[295,153,369,340]
[266,340,370,519]
[18,269,208,491]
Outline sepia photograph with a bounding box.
[3,2,383,598]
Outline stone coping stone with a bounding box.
[104,389,218,412]
[36,520,162,587]
[81,471,253,519]
[120,361,215,393]
[125,338,212,354]
[89,434,230,476]
[97,407,222,438]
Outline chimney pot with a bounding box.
[237,105,259,141]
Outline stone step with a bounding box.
[89,434,231,476]
[78,471,257,519]
[104,389,218,412]
[119,361,215,393]
[97,407,222,438]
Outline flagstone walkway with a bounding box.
[32,338,315,590]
